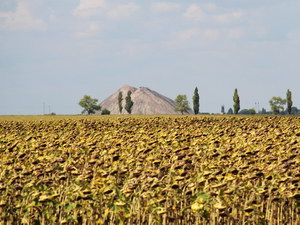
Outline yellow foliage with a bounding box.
[0,115,300,224]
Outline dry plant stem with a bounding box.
[0,116,300,224]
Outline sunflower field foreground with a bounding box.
[1,116,300,224]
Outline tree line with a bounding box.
[174,88,297,115]
[79,88,297,115]
[78,91,134,115]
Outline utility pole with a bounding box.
[43,102,45,115]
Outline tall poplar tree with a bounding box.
[192,87,200,115]
[286,89,293,114]
[118,91,123,114]
[125,91,134,114]
[233,88,240,114]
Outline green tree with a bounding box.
[233,88,240,114]
[239,109,256,115]
[125,91,134,114]
[291,106,300,115]
[286,89,293,114]
[227,108,233,114]
[175,94,191,115]
[221,105,225,114]
[118,91,123,114]
[101,108,111,115]
[260,108,267,114]
[192,87,200,115]
[269,97,286,114]
[79,95,101,115]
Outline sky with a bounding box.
[1,0,300,115]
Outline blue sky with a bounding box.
[1,0,300,115]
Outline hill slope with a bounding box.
[99,85,192,115]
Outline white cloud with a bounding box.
[117,41,150,57]
[287,31,300,40]
[76,0,106,11]
[106,3,139,19]
[0,1,45,31]
[183,4,205,21]
[73,1,138,19]
[151,2,180,12]
[184,4,244,25]
[203,29,220,40]
[179,29,200,40]
[49,14,56,22]
[73,0,106,18]
[256,27,268,38]
[227,28,243,39]
[74,21,102,38]
[179,28,220,41]
[203,3,217,11]
[213,10,244,24]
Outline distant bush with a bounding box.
[46,112,56,116]
[227,108,233,114]
[239,109,256,115]
[101,108,111,115]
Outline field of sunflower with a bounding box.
[0,115,300,224]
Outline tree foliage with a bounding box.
[78,95,100,115]
[286,89,293,114]
[175,95,191,115]
[239,109,256,115]
[227,108,233,114]
[101,108,111,115]
[291,106,300,115]
[192,87,200,115]
[233,88,240,114]
[125,91,134,114]
[221,105,225,114]
[269,97,286,114]
[260,108,267,114]
[118,92,123,114]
